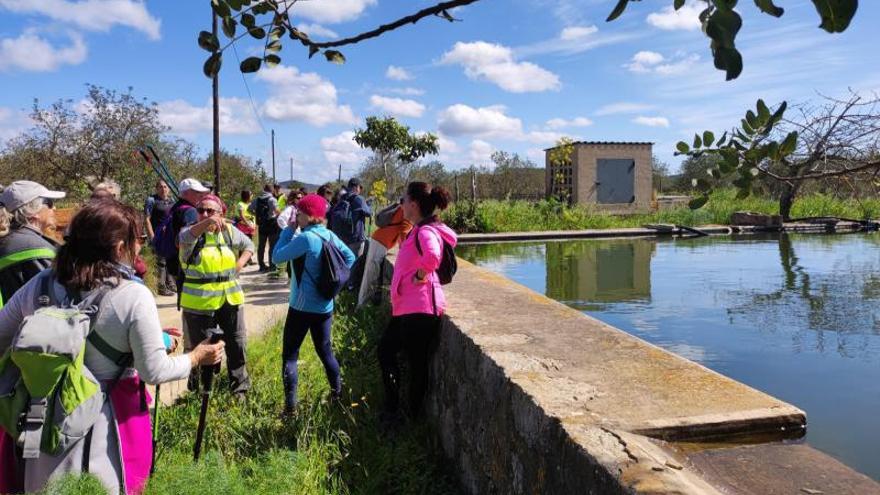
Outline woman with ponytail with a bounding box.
[378,181,457,423]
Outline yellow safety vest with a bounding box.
[179,226,244,311]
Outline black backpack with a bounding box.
[328,196,355,244]
[414,225,457,285]
[255,196,274,227]
[293,232,351,300]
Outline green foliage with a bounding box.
[51,294,458,494]
[604,0,857,80]
[443,190,880,233]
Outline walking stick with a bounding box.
[193,326,224,461]
[150,383,161,475]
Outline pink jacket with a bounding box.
[390,221,458,317]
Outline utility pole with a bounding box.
[211,11,221,193]
[337,164,342,183]
[271,129,276,183]
[289,157,293,182]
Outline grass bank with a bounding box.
[43,294,459,495]
[443,189,880,233]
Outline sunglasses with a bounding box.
[197,207,219,215]
[42,198,55,209]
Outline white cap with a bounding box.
[178,178,209,194]
[0,180,66,212]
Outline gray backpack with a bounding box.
[0,272,133,459]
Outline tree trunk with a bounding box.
[778,181,801,221]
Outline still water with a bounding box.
[458,233,880,480]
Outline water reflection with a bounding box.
[726,233,880,359]
[544,240,655,310]
[458,233,880,480]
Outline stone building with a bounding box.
[545,141,653,213]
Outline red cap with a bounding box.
[200,194,227,215]
[297,193,328,218]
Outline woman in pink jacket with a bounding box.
[378,182,457,422]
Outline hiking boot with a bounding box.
[258,266,270,273]
[281,405,296,420]
[158,288,175,297]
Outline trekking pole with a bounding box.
[193,326,224,461]
[146,145,181,197]
[150,383,161,474]
[137,147,180,200]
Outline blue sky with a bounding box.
[1,0,878,184]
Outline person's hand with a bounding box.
[163,327,181,353]
[189,338,225,367]
[412,269,428,285]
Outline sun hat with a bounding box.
[297,193,328,219]
[178,178,209,194]
[0,180,66,212]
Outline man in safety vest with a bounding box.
[178,195,255,397]
[0,180,66,308]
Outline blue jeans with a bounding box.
[282,308,340,408]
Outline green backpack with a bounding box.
[0,272,132,459]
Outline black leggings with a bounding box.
[377,313,441,416]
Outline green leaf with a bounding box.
[811,0,858,33]
[239,56,262,73]
[270,26,286,41]
[606,0,630,22]
[717,132,728,147]
[241,13,255,28]
[308,45,320,58]
[222,16,236,38]
[324,50,346,64]
[198,30,219,52]
[674,0,686,8]
[706,8,743,79]
[211,0,230,17]
[741,119,755,135]
[702,131,715,147]
[767,141,780,160]
[248,27,266,39]
[768,100,787,126]
[693,133,703,149]
[676,141,690,154]
[746,110,758,129]
[266,40,282,53]
[756,99,771,126]
[227,0,243,9]
[263,54,281,68]
[688,195,709,210]
[754,0,784,17]
[780,131,798,155]
[203,52,222,78]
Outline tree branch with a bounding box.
[285,0,480,50]
[762,159,880,181]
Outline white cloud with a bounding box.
[595,102,654,116]
[633,116,670,128]
[437,104,561,144]
[559,25,598,41]
[293,0,377,24]
[257,65,357,126]
[0,30,87,72]
[546,117,593,129]
[626,50,700,75]
[0,107,30,144]
[159,98,260,135]
[321,131,366,167]
[296,23,338,39]
[386,87,425,96]
[386,65,413,81]
[369,95,425,118]
[436,132,460,154]
[0,0,161,40]
[646,2,703,31]
[468,139,495,165]
[438,104,522,138]
[440,41,560,93]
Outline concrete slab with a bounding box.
[151,264,291,405]
[686,443,880,494]
[444,259,806,441]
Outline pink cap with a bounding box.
[297,193,328,218]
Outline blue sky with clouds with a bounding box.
[1,0,878,184]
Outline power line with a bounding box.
[231,42,269,138]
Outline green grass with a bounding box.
[46,294,459,495]
[443,189,880,233]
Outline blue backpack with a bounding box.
[151,203,192,259]
[294,232,351,300]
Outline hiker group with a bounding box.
[0,175,457,494]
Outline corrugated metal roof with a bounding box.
[543,141,654,151]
